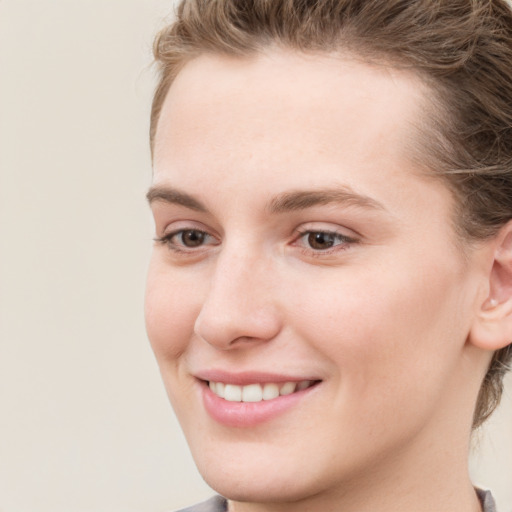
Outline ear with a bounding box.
[469,221,512,351]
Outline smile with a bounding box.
[208,380,316,402]
[202,377,321,427]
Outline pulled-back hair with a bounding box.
[150,0,512,428]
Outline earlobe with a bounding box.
[482,297,499,311]
[469,223,512,351]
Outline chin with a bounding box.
[190,443,333,505]
[201,467,320,504]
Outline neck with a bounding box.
[229,470,481,512]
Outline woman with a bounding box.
[145,1,512,511]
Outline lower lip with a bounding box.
[201,382,318,428]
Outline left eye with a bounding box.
[175,229,208,248]
[297,231,353,251]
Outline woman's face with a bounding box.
[146,51,486,504]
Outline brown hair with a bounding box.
[150,0,512,428]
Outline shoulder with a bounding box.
[476,488,498,512]
[174,495,228,512]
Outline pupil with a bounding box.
[182,230,205,247]
[308,232,334,250]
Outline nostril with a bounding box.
[194,302,282,350]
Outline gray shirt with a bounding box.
[176,489,497,512]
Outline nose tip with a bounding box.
[194,300,281,350]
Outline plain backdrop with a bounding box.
[1,1,511,511]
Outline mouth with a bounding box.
[198,375,321,427]
[207,380,318,403]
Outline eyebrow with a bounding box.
[146,185,385,214]
[146,186,208,212]
[268,187,386,214]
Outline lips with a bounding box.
[198,372,321,427]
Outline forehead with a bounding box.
[153,50,439,215]
[154,49,429,176]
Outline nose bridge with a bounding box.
[194,241,280,348]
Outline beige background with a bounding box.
[1,1,511,511]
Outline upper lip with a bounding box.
[195,370,321,385]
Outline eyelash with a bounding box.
[293,229,358,256]
[155,228,357,256]
[154,229,216,254]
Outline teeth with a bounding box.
[262,383,279,400]
[208,380,314,402]
[297,380,311,391]
[242,384,263,402]
[279,382,297,395]
[224,384,242,402]
[209,381,225,398]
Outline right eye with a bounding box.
[155,229,217,252]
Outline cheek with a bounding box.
[144,259,200,362]
[283,267,467,451]
[289,258,469,397]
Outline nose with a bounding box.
[194,248,282,350]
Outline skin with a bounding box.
[145,50,496,512]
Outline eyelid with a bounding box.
[291,225,360,255]
[155,223,220,254]
[293,221,360,240]
[155,231,212,255]
[294,229,357,245]
[158,218,211,236]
